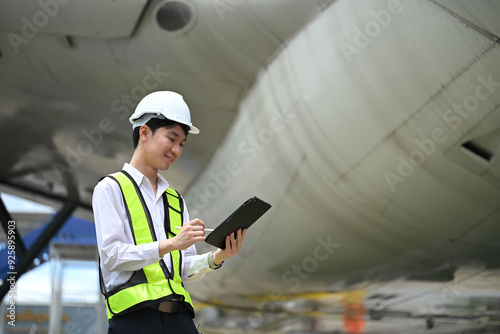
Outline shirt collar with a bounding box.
[122,163,170,194]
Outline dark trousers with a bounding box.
[107,307,199,334]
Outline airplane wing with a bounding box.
[184,0,500,332]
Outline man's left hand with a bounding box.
[212,228,246,265]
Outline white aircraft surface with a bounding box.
[1,0,499,333]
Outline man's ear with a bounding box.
[139,125,151,143]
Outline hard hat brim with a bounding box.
[130,112,200,134]
[188,124,200,134]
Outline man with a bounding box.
[93,91,245,333]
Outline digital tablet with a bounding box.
[205,197,272,249]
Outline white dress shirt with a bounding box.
[93,163,216,292]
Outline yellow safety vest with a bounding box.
[99,171,194,320]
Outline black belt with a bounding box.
[147,301,187,313]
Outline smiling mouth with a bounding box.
[165,155,174,163]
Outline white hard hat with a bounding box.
[129,91,199,134]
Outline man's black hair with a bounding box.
[132,118,189,149]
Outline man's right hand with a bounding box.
[159,219,206,256]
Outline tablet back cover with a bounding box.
[205,197,271,249]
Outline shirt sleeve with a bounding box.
[93,178,162,272]
[182,248,221,283]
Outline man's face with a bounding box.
[145,124,186,171]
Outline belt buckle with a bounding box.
[158,301,180,313]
